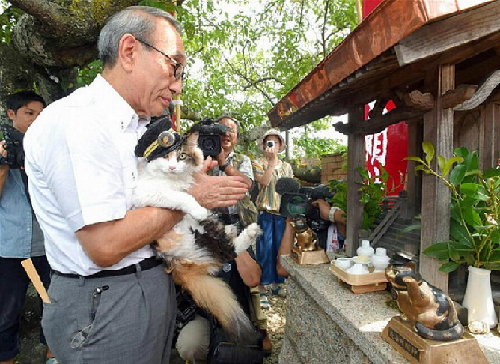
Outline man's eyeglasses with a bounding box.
[135,38,185,80]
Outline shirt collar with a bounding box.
[92,74,141,132]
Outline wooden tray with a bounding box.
[329,264,388,294]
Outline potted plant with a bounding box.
[408,142,500,327]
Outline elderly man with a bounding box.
[24,6,248,364]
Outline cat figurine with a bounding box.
[133,117,261,343]
[290,218,318,252]
[385,264,464,341]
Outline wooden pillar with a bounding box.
[404,121,422,220]
[420,64,455,292]
[346,105,365,256]
[479,100,500,169]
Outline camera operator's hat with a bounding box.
[135,116,184,161]
[258,128,286,153]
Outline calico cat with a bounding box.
[386,264,464,341]
[133,118,261,343]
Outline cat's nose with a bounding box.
[168,166,176,171]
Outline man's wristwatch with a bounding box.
[328,206,340,222]
[219,160,230,172]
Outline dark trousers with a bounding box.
[0,256,52,361]
[256,211,285,286]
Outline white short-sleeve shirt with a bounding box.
[24,75,153,275]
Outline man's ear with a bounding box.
[117,34,140,72]
[6,109,16,122]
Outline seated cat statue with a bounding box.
[133,117,261,344]
[290,218,318,252]
[385,264,464,341]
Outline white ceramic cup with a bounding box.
[348,263,369,275]
[335,258,352,270]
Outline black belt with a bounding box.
[53,256,162,279]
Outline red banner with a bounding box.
[363,0,408,196]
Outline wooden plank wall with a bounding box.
[420,64,455,292]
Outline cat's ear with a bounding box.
[135,117,172,158]
[185,132,199,147]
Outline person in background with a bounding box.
[23,7,248,363]
[175,116,271,361]
[0,91,57,364]
[277,199,346,278]
[252,129,293,308]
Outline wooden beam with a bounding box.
[346,105,365,257]
[442,84,478,109]
[420,64,455,293]
[403,90,434,110]
[355,107,423,135]
[395,1,500,66]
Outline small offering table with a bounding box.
[279,256,500,364]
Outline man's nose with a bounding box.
[169,78,183,95]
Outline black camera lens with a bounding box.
[266,141,274,148]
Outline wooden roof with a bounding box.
[268,0,499,129]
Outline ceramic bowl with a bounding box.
[334,258,353,270]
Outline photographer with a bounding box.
[252,129,293,304]
[0,91,56,364]
[276,199,346,277]
[176,116,269,362]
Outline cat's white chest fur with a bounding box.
[133,157,208,220]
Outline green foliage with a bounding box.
[0,3,21,44]
[292,123,347,158]
[409,143,500,272]
[357,165,390,230]
[328,165,390,230]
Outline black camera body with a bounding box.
[277,180,333,231]
[0,124,25,169]
[191,119,229,159]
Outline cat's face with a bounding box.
[148,132,204,174]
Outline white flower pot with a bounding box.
[462,266,498,328]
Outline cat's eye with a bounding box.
[179,152,187,160]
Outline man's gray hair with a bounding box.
[98,6,182,67]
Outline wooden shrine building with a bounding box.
[268,0,500,292]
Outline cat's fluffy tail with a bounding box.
[173,263,258,344]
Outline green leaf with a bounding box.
[405,156,424,163]
[463,208,482,226]
[442,156,464,177]
[439,262,460,273]
[437,155,446,173]
[449,165,467,186]
[422,142,435,164]
[483,168,500,179]
[423,242,450,260]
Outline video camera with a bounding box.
[190,118,229,159]
[276,177,333,232]
[0,124,25,169]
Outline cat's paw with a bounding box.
[189,207,209,220]
[245,223,262,239]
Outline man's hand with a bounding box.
[264,144,278,164]
[189,158,249,209]
[311,199,331,221]
[0,140,7,159]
